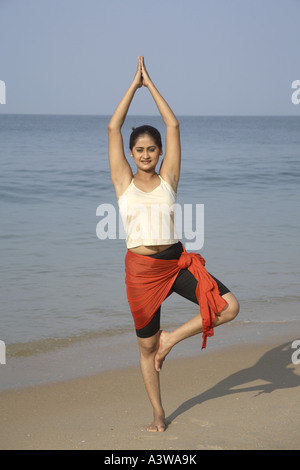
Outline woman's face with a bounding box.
[131,134,162,171]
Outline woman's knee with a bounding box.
[222,292,240,321]
[138,332,160,357]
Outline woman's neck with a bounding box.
[134,171,158,182]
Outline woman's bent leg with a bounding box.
[154,292,240,372]
[137,331,166,432]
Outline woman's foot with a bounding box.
[147,412,166,432]
[154,330,173,372]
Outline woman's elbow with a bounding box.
[107,123,121,133]
[167,120,180,130]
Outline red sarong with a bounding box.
[125,243,227,349]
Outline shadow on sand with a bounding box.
[166,342,300,424]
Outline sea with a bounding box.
[1,114,300,389]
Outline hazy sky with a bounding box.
[1,0,300,115]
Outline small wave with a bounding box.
[7,328,132,358]
[232,319,299,326]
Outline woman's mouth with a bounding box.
[141,159,151,164]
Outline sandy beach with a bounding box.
[1,328,299,451]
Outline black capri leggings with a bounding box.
[136,242,230,338]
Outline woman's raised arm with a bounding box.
[141,57,181,192]
[108,59,143,198]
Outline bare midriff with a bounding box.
[129,244,174,256]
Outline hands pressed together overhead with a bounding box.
[133,56,152,89]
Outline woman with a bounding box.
[108,56,239,432]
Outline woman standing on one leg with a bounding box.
[108,57,239,432]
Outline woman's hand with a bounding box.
[132,57,143,89]
[140,56,153,88]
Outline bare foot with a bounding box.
[147,413,166,433]
[154,330,173,372]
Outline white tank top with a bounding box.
[118,175,179,249]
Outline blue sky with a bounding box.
[0,0,299,115]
